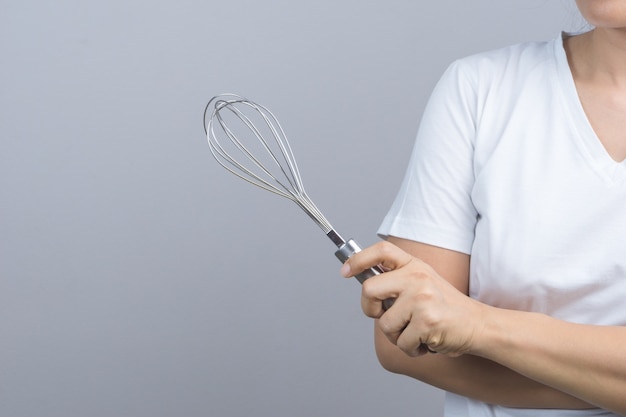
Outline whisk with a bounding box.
[204,93,391,308]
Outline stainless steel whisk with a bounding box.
[203,93,388,295]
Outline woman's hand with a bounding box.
[341,241,486,357]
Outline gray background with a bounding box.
[1,1,583,416]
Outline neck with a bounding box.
[567,28,626,87]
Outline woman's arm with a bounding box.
[473,300,626,414]
[355,237,596,410]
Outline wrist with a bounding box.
[467,302,516,359]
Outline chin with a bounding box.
[577,0,626,29]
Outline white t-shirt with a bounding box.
[378,33,626,417]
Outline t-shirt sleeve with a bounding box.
[377,60,479,255]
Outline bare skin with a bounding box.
[342,239,626,414]
[568,0,626,162]
[341,1,626,414]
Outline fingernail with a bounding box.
[340,262,351,277]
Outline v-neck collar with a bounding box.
[554,31,626,185]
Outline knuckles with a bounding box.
[360,280,384,318]
[377,314,399,336]
[374,240,397,255]
[356,241,473,358]
[361,278,377,299]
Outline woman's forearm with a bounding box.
[470,306,626,415]
[374,324,593,409]
[373,237,620,412]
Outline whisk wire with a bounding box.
[219,101,300,195]
[205,94,334,234]
[208,99,292,198]
[203,94,407,317]
[208,118,288,198]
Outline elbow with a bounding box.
[376,349,405,375]
[374,326,408,375]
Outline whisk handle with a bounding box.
[334,239,436,353]
[334,239,394,310]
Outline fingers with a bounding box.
[375,300,437,357]
[393,311,440,357]
[360,267,407,318]
[339,241,458,355]
[340,241,413,279]
[340,241,425,318]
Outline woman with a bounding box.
[341,1,626,415]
